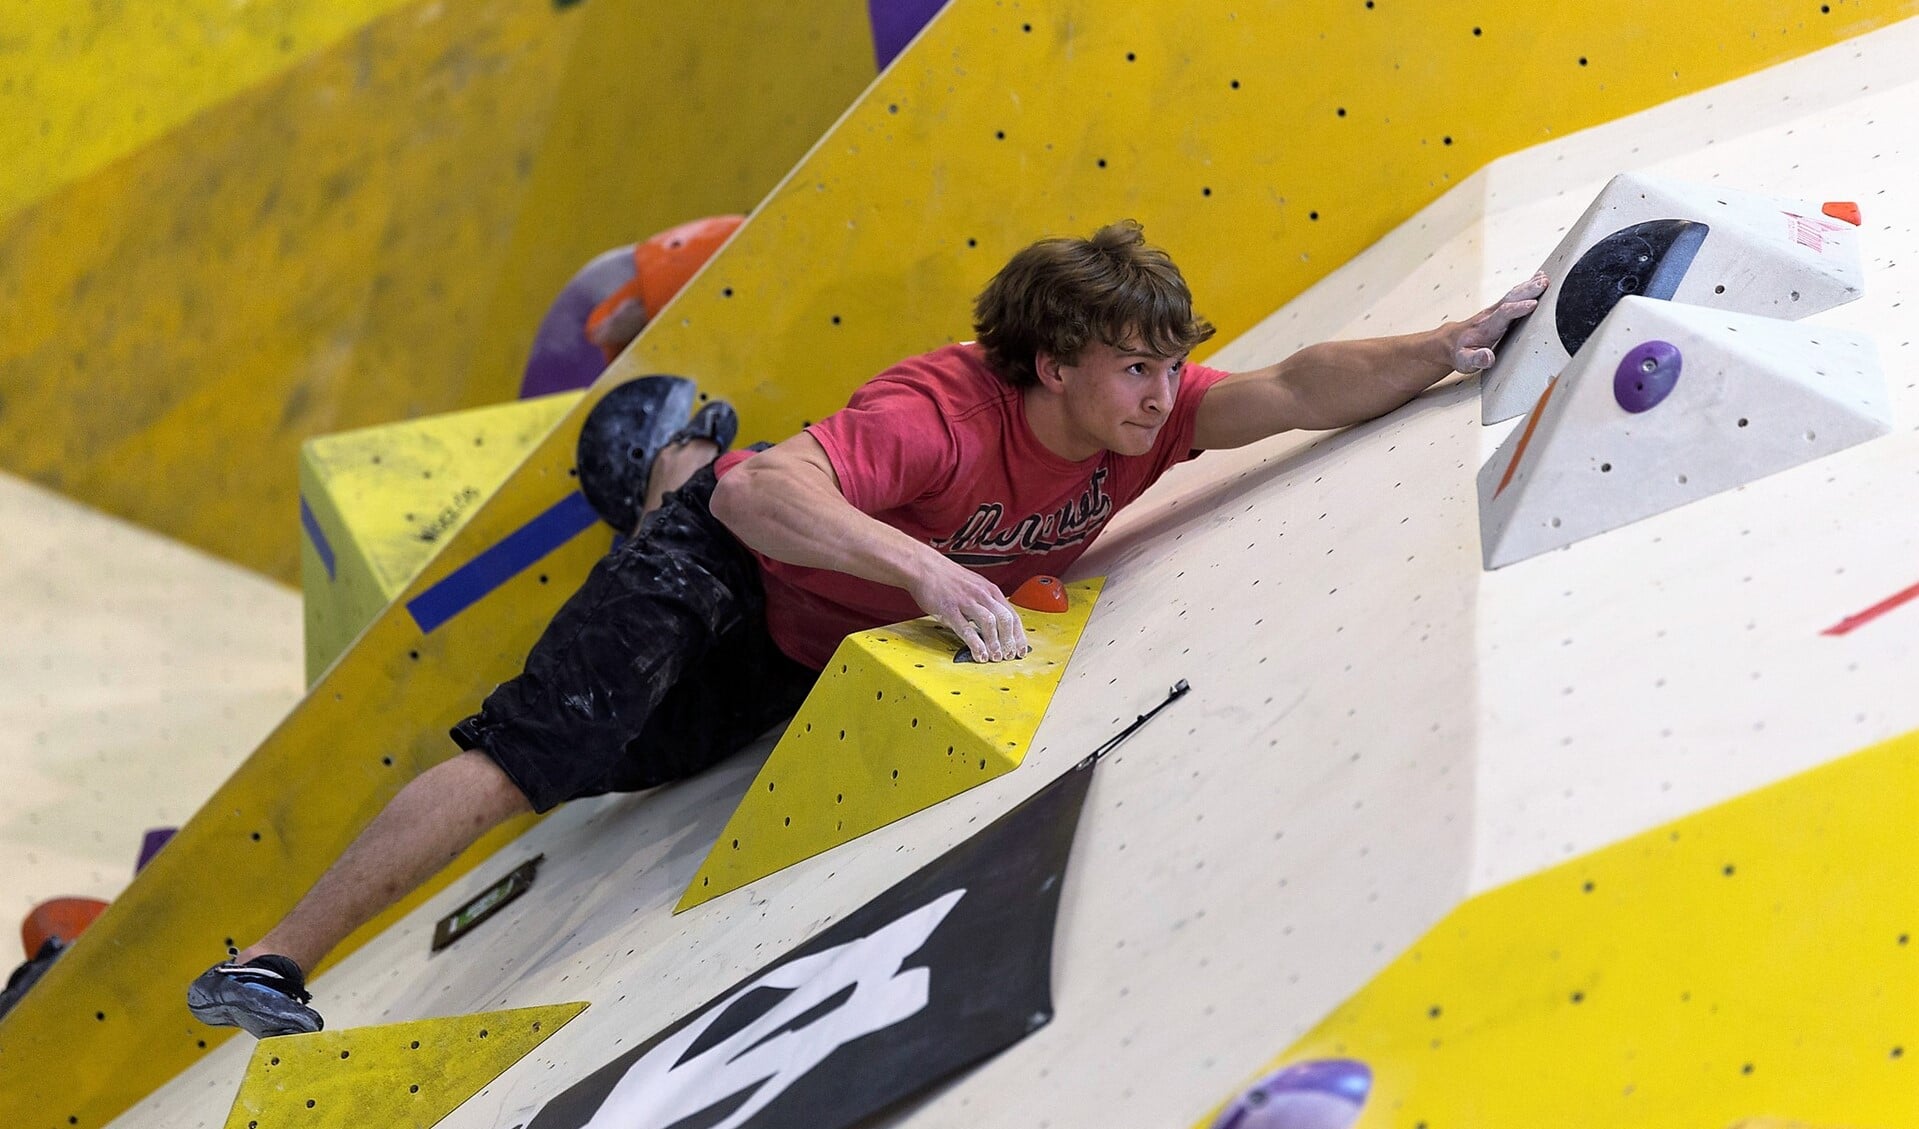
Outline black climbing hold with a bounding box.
[1556,219,1709,356]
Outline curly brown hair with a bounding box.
[973,220,1215,387]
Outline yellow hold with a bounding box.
[678,578,1104,912]
[221,1002,586,1129]
[300,392,586,683]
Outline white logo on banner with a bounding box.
[583,889,966,1129]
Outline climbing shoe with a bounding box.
[186,954,324,1038]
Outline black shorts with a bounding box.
[450,464,818,813]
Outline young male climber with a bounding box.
[187,220,1545,1037]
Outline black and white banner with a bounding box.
[530,756,1096,1129]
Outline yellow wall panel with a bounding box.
[1226,727,1919,1129]
[0,0,415,222]
[0,0,876,581]
[620,0,1918,441]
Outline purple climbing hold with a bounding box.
[868,0,950,71]
[136,827,177,873]
[1614,340,1682,414]
[1209,1058,1372,1129]
[521,246,638,400]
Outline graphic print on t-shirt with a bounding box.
[934,467,1113,567]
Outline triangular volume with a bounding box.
[221,1002,587,1129]
[300,392,584,681]
[677,578,1103,912]
[1478,296,1888,569]
[534,757,1097,1129]
[1480,171,1866,423]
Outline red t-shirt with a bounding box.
[714,342,1231,668]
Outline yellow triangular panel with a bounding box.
[677,578,1103,912]
[299,392,585,682]
[221,1002,587,1129]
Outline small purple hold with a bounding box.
[1209,1058,1371,1129]
[136,827,177,873]
[520,246,638,400]
[1614,340,1682,413]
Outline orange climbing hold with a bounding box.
[636,214,746,318]
[1822,201,1862,226]
[22,897,109,958]
[1011,574,1069,612]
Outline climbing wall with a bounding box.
[86,14,1919,1129]
[10,5,1919,1129]
[1228,728,1919,1129]
[0,0,878,581]
[0,475,302,920]
[0,0,418,221]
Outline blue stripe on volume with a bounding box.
[299,495,337,580]
[405,491,602,635]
